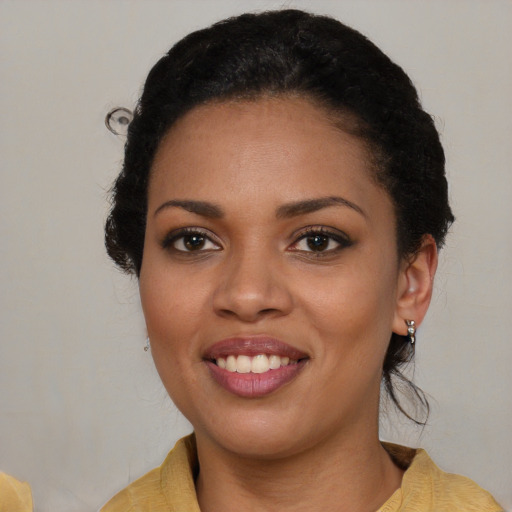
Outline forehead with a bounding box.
[153,98,370,182]
[148,97,393,224]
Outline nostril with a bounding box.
[216,306,281,322]
[260,308,280,315]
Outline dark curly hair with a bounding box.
[105,9,454,424]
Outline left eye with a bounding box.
[294,234,339,252]
[290,229,349,253]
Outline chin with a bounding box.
[194,405,323,461]
[214,431,304,460]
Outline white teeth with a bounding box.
[226,355,237,372]
[236,355,252,374]
[269,355,281,369]
[215,354,299,373]
[251,354,270,373]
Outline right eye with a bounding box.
[163,228,221,253]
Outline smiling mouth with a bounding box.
[215,354,300,374]
[204,337,309,397]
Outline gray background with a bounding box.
[1,1,511,510]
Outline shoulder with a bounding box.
[99,465,164,512]
[0,472,33,512]
[383,443,504,512]
[100,434,199,512]
[410,449,502,510]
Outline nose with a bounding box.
[212,248,293,323]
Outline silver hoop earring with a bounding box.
[144,337,150,352]
[405,320,416,345]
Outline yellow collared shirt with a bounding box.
[0,473,33,512]
[101,435,503,512]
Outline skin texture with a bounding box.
[139,97,437,512]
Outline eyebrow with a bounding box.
[154,200,224,218]
[154,196,366,220]
[276,196,366,219]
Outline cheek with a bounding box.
[302,259,397,323]
[139,264,206,374]
[140,249,208,330]
[298,258,398,360]
[139,269,205,408]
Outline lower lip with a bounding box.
[206,360,307,398]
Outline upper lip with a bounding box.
[204,335,308,361]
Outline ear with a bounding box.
[392,235,438,336]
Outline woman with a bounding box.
[102,10,502,512]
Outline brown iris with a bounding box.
[184,234,206,251]
[307,235,329,251]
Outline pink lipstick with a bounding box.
[204,336,308,398]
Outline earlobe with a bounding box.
[392,235,438,336]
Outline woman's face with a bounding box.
[140,97,409,458]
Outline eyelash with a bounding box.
[161,227,221,253]
[161,226,352,256]
[289,226,353,256]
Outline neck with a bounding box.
[195,425,403,512]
